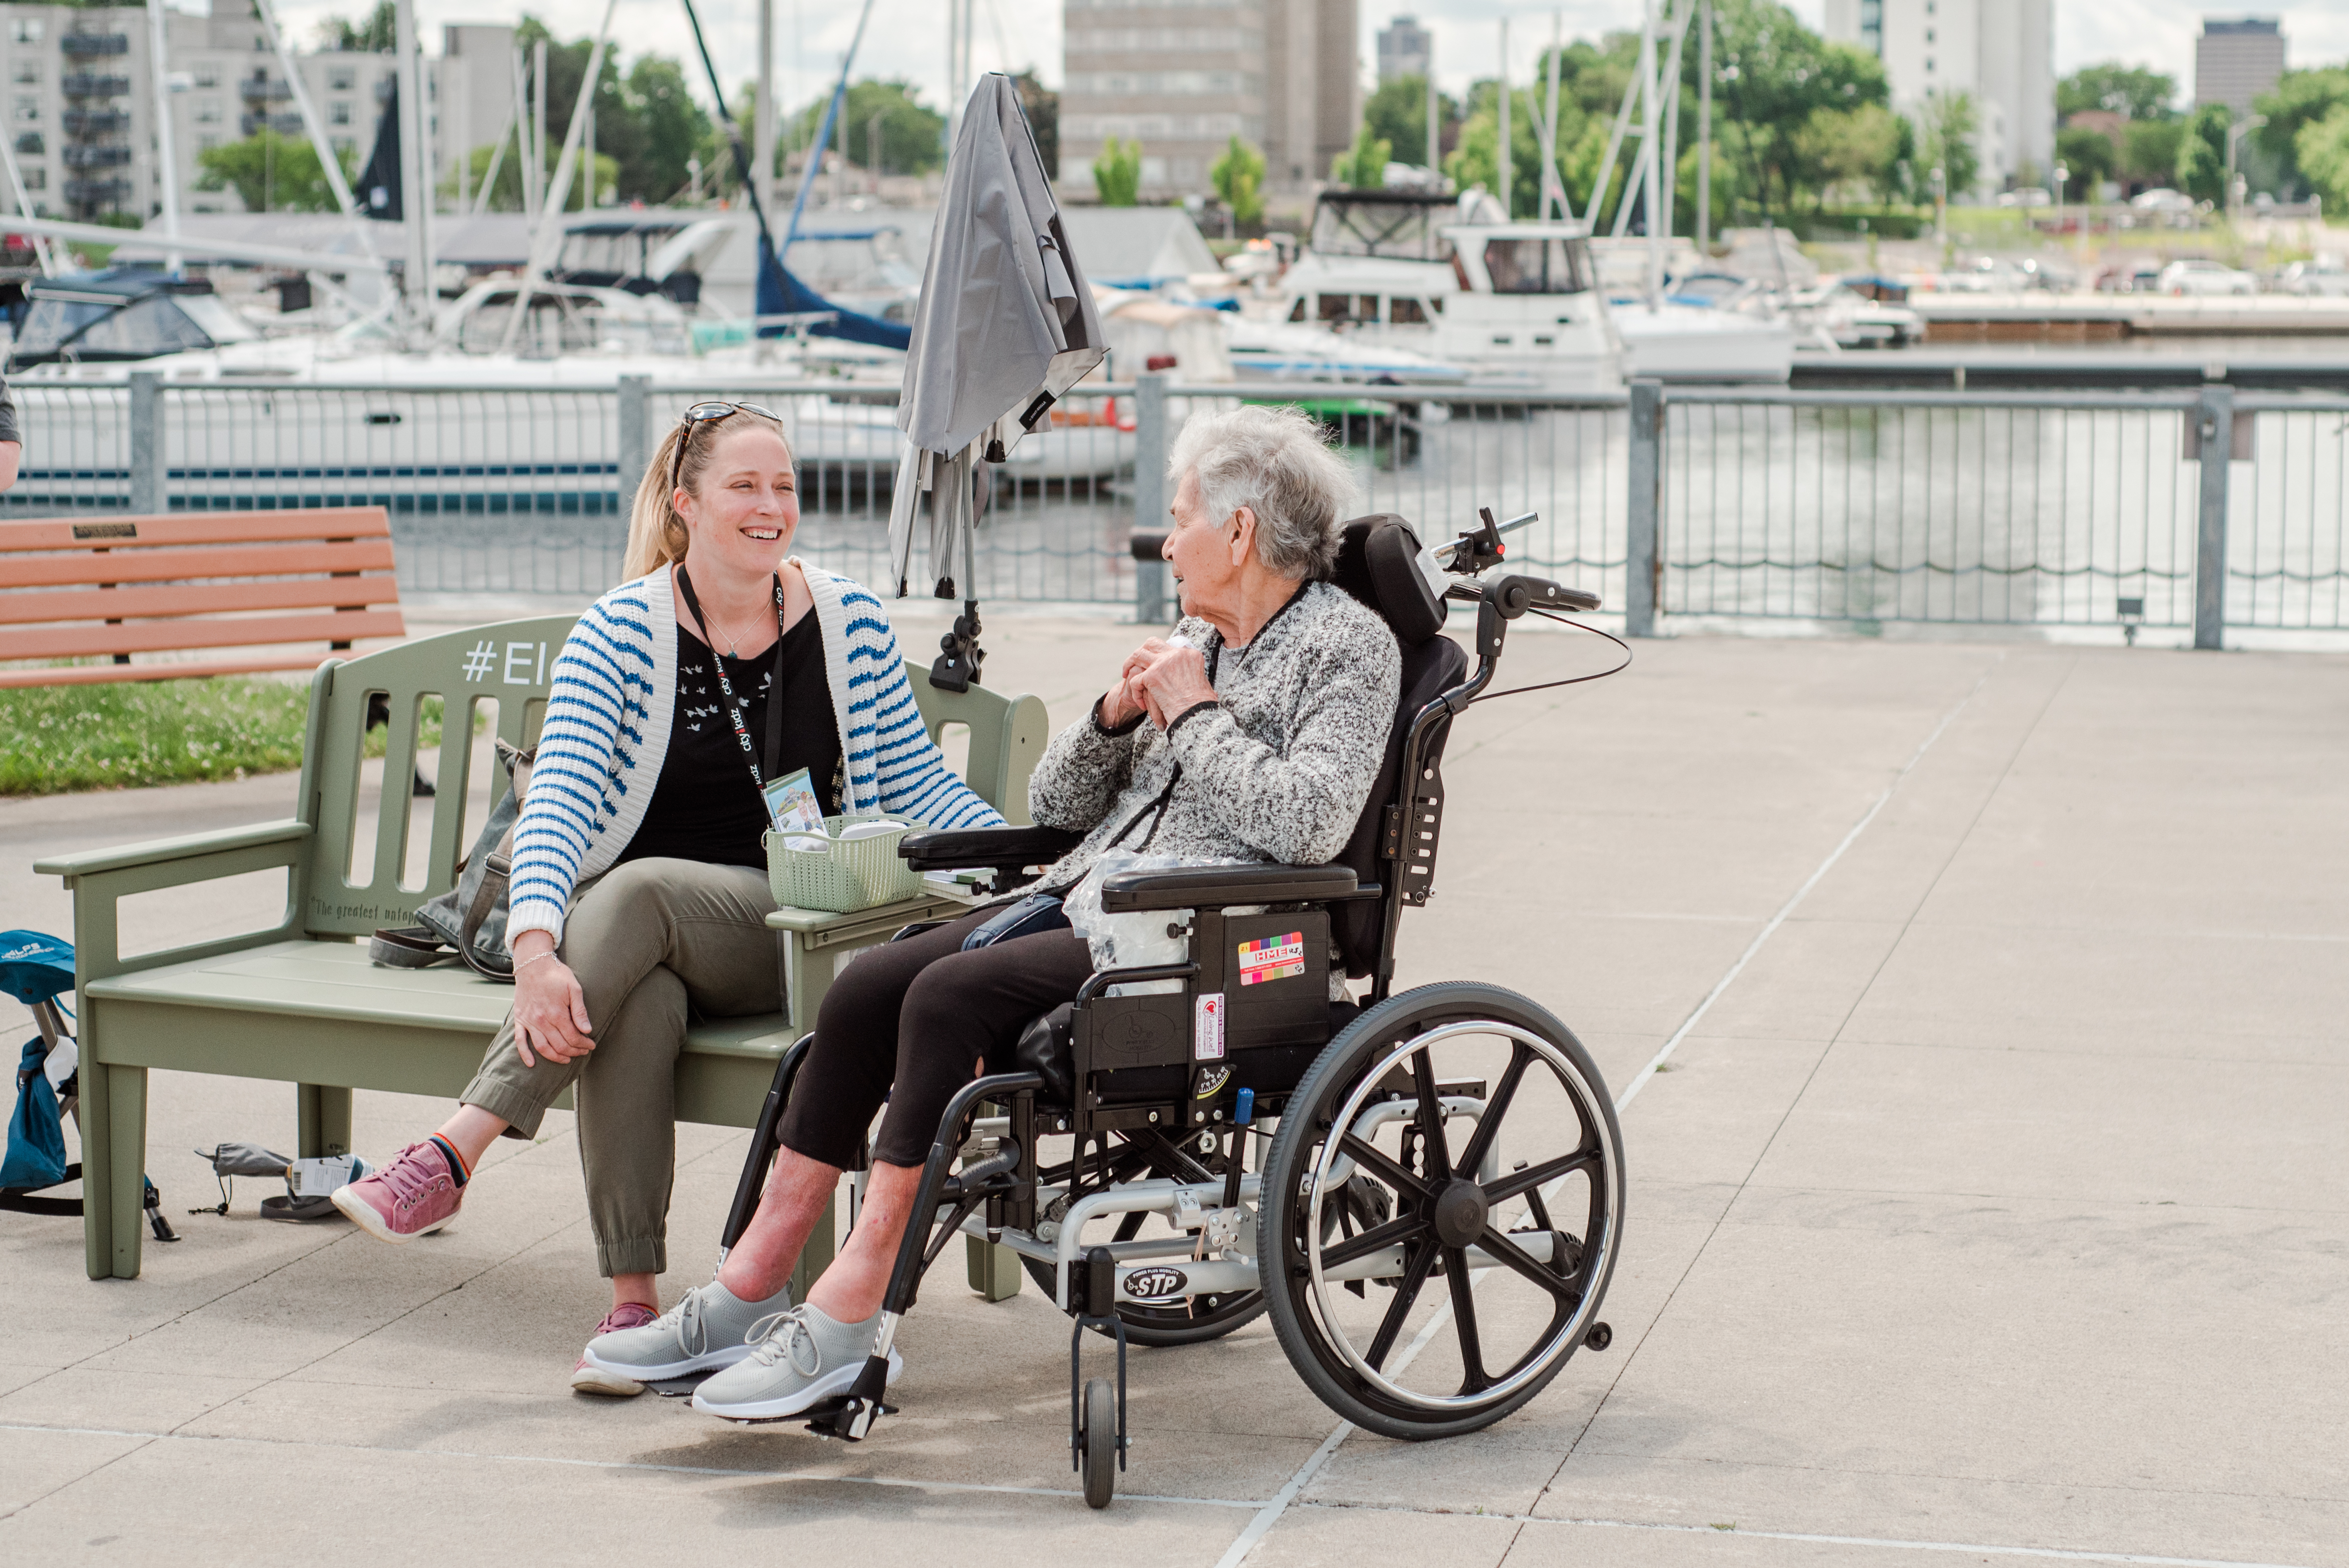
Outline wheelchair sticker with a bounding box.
[1194,1065,1231,1099]
[1125,1266,1187,1302]
[1238,931,1306,987]
[1194,992,1225,1060]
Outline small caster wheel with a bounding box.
[1080,1376,1117,1509]
[1584,1321,1613,1352]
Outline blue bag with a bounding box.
[2,1036,68,1191]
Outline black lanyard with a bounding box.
[674,566,788,810]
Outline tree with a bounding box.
[2120,119,2183,188]
[1916,89,1979,201]
[2253,68,2349,199]
[1330,124,1391,189]
[1708,0,1891,215]
[2296,103,2349,211]
[2054,124,2116,197]
[1362,74,1457,168]
[1444,82,1546,219]
[1210,135,1264,224]
[1012,69,1057,174]
[787,79,946,177]
[2175,102,2230,204]
[2056,64,2177,122]
[317,1,396,53]
[195,130,355,213]
[1797,101,1904,208]
[1093,138,1141,205]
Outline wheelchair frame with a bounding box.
[716,555,1625,1507]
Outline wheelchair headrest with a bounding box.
[1330,515,1448,648]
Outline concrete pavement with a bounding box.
[3,608,2345,1568]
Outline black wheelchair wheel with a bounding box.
[1080,1376,1117,1509]
[1022,1135,1270,1347]
[1257,982,1623,1441]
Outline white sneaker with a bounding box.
[690,1304,904,1422]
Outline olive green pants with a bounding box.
[461,858,781,1277]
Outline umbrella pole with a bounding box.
[929,449,985,691]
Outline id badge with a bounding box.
[762,767,826,835]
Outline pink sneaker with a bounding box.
[572,1303,662,1396]
[331,1140,464,1243]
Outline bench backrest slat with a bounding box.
[1,609,407,662]
[0,508,392,552]
[294,615,1047,935]
[0,575,402,627]
[0,539,397,589]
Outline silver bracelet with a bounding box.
[514,950,559,974]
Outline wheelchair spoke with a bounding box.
[1444,1247,1492,1393]
[1339,1133,1430,1201]
[1319,1210,1428,1272]
[1483,1146,1598,1206]
[1475,1223,1583,1303]
[1450,1045,1529,1180]
[1364,1234,1442,1371]
[1409,1048,1453,1182]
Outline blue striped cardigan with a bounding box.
[508,561,1004,943]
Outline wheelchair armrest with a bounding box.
[898,824,1085,872]
[1099,862,1357,912]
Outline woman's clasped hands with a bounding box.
[1100,636,1219,731]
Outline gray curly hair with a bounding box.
[1167,403,1357,580]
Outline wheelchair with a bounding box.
[718,509,1627,1509]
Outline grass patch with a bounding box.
[0,678,445,795]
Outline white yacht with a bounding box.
[1264,189,1621,392]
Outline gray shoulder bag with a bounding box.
[368,739,536,981]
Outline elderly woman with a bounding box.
[332,400,1003,1391]
[580,403,1402,1420]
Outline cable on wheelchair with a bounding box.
[1470,607,1634,704]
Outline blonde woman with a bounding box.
[334,401,1002,1393]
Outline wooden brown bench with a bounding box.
[0,507,404,687]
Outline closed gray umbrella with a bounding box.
[888,72,1107,690]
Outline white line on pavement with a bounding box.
[1213,658,2002,1568]
[1297,1502,2323,1568]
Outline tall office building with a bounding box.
[2195,18,2285,113]
[0,2,512,222]
[1823,0,2054,195]
[1377,15,1430,83]
[1060,0,1358,201]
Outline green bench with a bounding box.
[36,615,1048,1283]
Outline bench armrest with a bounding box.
[899,824,1084,872]
[34,819,313,881]
[1100,862,1357,912]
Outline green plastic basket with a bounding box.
[765,814,926,913]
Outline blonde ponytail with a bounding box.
[620,406,793,583]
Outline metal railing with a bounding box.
[2,370,2343,643]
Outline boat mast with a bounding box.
[392,0,433,341]
[1496,19,1509,220]
[1660,0,1683,272]
[144,0,182,273]
[1425,31,1437,176]
[1541,10,1563,219]
[1696,0,1712,253]
[755,0,776,217]
[1640,0,1659,309]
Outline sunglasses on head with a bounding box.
[669,400,783,493]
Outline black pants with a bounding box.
[778,905,1096,1169]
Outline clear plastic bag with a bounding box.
[1063,850,1247,994]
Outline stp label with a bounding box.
[1194,992,1225,1060]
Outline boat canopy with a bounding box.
[8,269,258,367]
[1309,190,1460,265]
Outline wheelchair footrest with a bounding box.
[804,1353,900,1441]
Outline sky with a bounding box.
[248,0,2349,122]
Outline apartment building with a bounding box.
[1376,15,1429,83]
[2195,18,2285,113]
[1822,0,2054,195]
[0,2,513,223]
[1059,0,1358,202]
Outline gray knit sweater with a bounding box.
[1029,581,1402,893]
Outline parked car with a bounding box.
[2160,259,2257,296]
[1997,187,2053,208]
[2131,188,2196,213]
[2275,259,2349,298]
